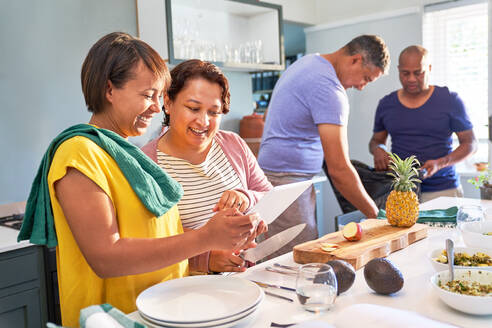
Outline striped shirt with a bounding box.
[156,139,244,229]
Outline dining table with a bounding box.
[128,196,492,327]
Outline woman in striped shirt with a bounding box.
[142,60,272,273]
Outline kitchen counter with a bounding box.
[0,225,32,253]
[129,196,492,327]
[0,200,31,252]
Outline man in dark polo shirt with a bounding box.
[369,45,477,202]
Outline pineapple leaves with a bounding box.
[386,152,421,192]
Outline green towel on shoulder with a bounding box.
[377,206,458,225]
[18,124,183,247]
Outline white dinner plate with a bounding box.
[138,292,263,328]
[136,275,263,323]
[139,304,260,328]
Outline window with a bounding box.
[423,0,488,163]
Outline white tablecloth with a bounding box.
[129,197,492,327]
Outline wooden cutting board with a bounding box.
[293,219,428,270]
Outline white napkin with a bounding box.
[292,321,335,328]
[85,312,124,328]
[79,304,144,328]
[334,304,458,328]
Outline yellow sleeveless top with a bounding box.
[47,136,188,327]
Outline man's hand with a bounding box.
[369,131,390,171]
[208,250,247,273]
[213,190,250,212]
[373,147,390,171]
[421,159,441,179]
[421,129,477,179]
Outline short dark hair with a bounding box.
[399,45,428,65]
[81,32,170,113]
[344,35,390,74]
[163,59,230,126]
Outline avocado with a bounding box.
[326,260,356,295]
[363,258,404,295]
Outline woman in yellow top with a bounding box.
[20,32,264,327]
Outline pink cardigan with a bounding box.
[141,130,272,272]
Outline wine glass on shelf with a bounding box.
[254,39,263,64]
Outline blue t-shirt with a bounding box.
[258,54,349,174]
[373,86,473,192]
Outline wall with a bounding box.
[264,0,442,25]
[283,22,307,56]
[313,0,443,23]
[264,0,318,25]
[0,0,254,204]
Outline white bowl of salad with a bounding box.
[460,220,492,249]
[428,247,492,272]
[430,269,492,315]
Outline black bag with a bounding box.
[323,160,421,213]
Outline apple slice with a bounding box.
[320,243,340,252]
[342,222,363,241]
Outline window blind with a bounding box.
[423,1,488,139]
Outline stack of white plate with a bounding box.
[136,275,264,328]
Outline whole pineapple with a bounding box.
[385,153,421,227]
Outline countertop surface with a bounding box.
[130,229,492,328]
[0,200,32,252]
[0,226,32,253]
[129,196,492,328]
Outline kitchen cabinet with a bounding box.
[136,0,284,71]
[0,246,48,328]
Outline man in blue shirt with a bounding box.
[370,45,477,202]
[258,35,389,258]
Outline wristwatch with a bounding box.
[377,144,388,152]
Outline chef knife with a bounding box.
[241,223,306,263]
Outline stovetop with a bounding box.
[0,214,24,230]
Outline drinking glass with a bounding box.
[456,205,484,229]
[296,263,337,313]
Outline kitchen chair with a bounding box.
[334,210,366,231]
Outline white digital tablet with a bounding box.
[247,179,313,224]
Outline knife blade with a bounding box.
[251,280,296,292]
[241,223,306,263]
[247,180,312,225]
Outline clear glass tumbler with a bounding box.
[296,263,337,313]
[457,205,484,229]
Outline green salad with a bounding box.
[435,250,492,267]
[438,279,492,296]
